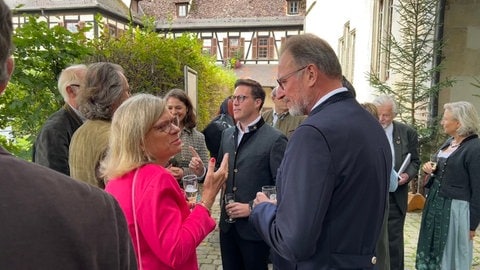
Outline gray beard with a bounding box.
[289,105,306,116]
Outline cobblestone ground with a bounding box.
[197,194,480,270]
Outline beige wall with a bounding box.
[439,0,480,112]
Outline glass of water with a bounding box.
[224,193,236,223]
[262,185,277,201]
[182,175,198,207]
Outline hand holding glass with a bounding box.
[430,154,437,173]
[183,175,198,206]
[262,185,277,201]
[224,193,236,223]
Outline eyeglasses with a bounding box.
[276,65,308,90]
[69,84,81,88]
[153,116,179,133]
[230,95,250,103]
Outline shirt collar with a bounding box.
[311,87,348,112]
[236,115,261,133]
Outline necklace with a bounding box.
[450,141,460,148]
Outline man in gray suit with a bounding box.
[0,2,136,268]
[218,78,287,270]
[373,95,420,270]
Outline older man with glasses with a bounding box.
[217,78,287,270]
[33,64,87,176]
[250,34,391,269]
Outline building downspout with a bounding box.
[429,0,446,127]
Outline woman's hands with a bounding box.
[200,153,229,209]
[422,161,436,175]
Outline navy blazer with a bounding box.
[250,91,391,269]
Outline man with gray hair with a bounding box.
[0,1,136,268]
[373,94,420,270]
[262,86,305,139]
[33,64,87,176]
[250,33,391,269]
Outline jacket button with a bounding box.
[371,256,377,264]
[234,169,238,173]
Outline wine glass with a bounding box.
[224,193,236,223]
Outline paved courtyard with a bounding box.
[197,193,480,270]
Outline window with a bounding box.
[252,36,275,60]
[176,3,188,17]
[65,20,79,33]
[202,38,217,56]
[228,38,241,59]
[338,22,356,83]
[287,1,299,15]
[222,37,245,64]
[371,0,393,81]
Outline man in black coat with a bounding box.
[218,78,287,270]
[373,95,420,270]
[33,64,87,176]
[0,2,136,268]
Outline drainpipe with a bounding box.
[429,0,446,128]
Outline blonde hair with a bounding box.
[101,93,166,180]
[361,102,379,118]
[444,101,480,137]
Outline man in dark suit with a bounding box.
[250,34,391,269]
[218,78,287,270]
[33,64,87,176]
[0,2,136,268]
[373,95,420,270]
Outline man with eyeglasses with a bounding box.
[217,78,287,270]
[250,34,391,269]
[33,64,87,176]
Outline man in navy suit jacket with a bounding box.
[250,34,391,269]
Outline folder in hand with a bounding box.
[396,153,411,179]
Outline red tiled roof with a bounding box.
[139,0,306,21]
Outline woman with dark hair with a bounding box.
[165,89,209,182]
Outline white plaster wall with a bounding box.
[305,0,376,102]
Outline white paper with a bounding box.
[396,153,411,178]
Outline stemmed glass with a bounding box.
[224,193,236,223]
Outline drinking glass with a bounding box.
[182,175,198,206]
[430,154,437,173]
[224,193,236,223]
[262,185,277,201]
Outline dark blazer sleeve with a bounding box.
[404,127,420,179]
[251,125,333,261]
[269,134,288,182]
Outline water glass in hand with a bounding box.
[224,193,236,223]
[262,185,277,201]
[183,174,198,205]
